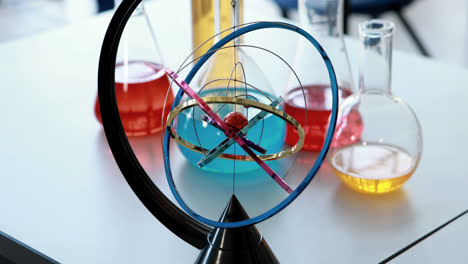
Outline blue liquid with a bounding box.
[176,88,286,173]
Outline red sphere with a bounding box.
[224,112,249,132]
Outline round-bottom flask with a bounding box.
[328,20,423,194]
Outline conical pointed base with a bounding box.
[195,195,279,264]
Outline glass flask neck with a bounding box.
[214,0,243,42]
[299,0,344,37]
[191,0,243,64]
[197,0,247,88]
[359,19,394,94]
[115,0,164,66]
[231,0,241,46]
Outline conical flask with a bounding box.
[94,1,174,136]
[177,0,286,173]
[284,0,360,151]
[328,20,423,194]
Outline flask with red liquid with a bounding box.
[94,1,174,136]
[284,0,362,151]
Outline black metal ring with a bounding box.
[97,0,210,249]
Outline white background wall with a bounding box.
[1,0,467,67]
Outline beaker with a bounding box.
[284,0,361,151]
[94,1,174,136]
[328,20,423,194]
[177,0,286,173]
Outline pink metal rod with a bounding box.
[166,68,293,194]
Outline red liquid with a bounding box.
[95,61,174,136]
[284,84,363,151]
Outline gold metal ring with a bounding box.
[166,96,304,161]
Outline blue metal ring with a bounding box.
[163,21,338,228]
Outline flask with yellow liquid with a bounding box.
[328,20,423,194]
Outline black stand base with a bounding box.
[195,195,279,264]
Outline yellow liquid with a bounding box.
[328,143,417,194]
[191,0,243,62]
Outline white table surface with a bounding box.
[390,212,468,264]
[0,0,467,263]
